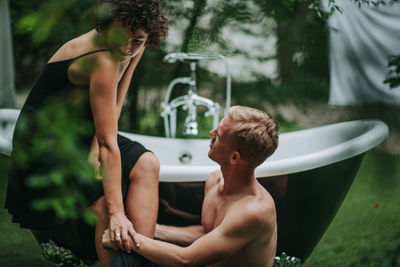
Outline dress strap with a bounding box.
[75,49,133,82]
[72,48,111,61]
[119,58,133,83]
[47,49,112,65]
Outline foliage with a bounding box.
[0,155,8,205]
[13,0,96,44]
[273,252,302,267]
[9,0,398,133]
[10,0,97,90]
[11,0,399,90]
[132,105,217,138]
[11,95,98,225]
[40,240,92,267]
[254,0,340,19]
[231,73,329,105]
[11,0,333,126]
[384,55,400,89]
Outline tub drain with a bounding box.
[179,152,192,164]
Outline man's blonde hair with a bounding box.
[226,106,279,167]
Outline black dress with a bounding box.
[4,50,149,259]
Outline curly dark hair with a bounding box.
[95,0,168,47]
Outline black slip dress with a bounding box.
[5,49,149,234]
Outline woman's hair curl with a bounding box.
[95,0,168,47]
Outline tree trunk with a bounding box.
[0,0,16,108]
[181,0,207,53]
[173,0,207,78]
[167,0,208,113]
[276,6,308,83]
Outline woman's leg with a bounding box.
[126,152,160,238]
[92,151,159,265]
[91,196,114,267]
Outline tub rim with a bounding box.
[0,108,389,182]
[120,119,388,182]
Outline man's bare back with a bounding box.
[201,171,277,267]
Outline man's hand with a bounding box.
[102,229,118,251]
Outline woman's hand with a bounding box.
[109,212,141,252]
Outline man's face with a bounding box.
[208,118,234,164]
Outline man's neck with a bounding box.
[219,165,257,196]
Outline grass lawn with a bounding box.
[0,149,399,266]
[304,149,400,266]
[0,153,51,267]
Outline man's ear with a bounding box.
[230,151,241,165]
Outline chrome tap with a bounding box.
[161,52,231,138]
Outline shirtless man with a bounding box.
[103,105,280,267]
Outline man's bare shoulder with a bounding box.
[204,171,222,194]
[227,191,276,233]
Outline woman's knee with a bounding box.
[129,152,160,182]
[90,196,107,216]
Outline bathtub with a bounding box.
[119,119,388,261]
[0,109,20,156]
[0,109,389,261]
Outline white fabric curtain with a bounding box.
[0,0,16,108]
[328,0,400,106]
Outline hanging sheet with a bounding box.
[328,0,400,106]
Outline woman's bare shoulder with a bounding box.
[48,30,102,63]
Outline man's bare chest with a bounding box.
[201,190,232,233]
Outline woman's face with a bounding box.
[119,28,148,58]
[107,23,148,60]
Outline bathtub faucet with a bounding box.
[161,52,231,138]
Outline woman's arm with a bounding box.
[90,52,137,251]
[90,49,144,177]
[116,48,145,119]
[88,135,101,178]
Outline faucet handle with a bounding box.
[183,121,198,136]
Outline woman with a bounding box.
[5,0,167,265]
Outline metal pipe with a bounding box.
[161,52,231,137]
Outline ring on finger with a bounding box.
[115,232,121,238]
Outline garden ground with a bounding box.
[1,101,399,266]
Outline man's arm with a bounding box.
[155,224,205,247]
[104,224,205,249]
[130,206,268,267]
